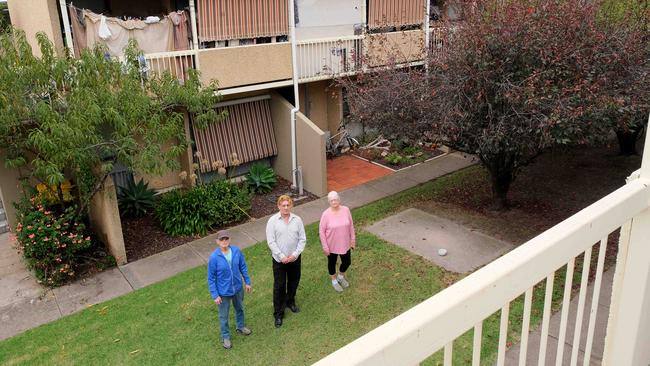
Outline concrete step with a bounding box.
[0,207,6,222]
[0,220,8,234]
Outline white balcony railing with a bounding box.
[429,27,448,59]
[315,120,650,365]
[296,36,364,82]
[143,50,198,84]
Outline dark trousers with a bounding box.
[327,250,351,276]
[272,255,301,319]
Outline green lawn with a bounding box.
[0,166,591,365]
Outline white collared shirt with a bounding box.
[265,212,307,262]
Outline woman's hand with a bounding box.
[351,241,356,250]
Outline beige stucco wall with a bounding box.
[7,0,65,56]
[326,86,343,133]
[198,44,292,89]
[270,92,327,197]
[269,92,293,183]
[89,176,127,265]
[366,30,425,67]
[0,155,23,229]
[134,139,184,192]
[296,112,327,197]
[299,81,343,134]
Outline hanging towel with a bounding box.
[98,15,112,40]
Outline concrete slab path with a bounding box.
[0,152,475,341]
[366,208,515,273]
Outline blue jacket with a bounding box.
[207,246,251,299]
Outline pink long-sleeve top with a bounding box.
[319,205,356,254]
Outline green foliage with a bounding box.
[401,145,420,156]
[155,180,251,236]
[0,30,224,216]
[245,163,277,194]
[384,152,404,166]
[117,178,156,218]
[14,197,92,287]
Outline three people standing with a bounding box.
[319,191,356,292]
[265,195,307,328]
[208,190,356,347]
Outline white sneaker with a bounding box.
[332,281,344,292]
[337,276,349,288]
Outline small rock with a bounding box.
[438,248,448,256]
[380,151,389,157]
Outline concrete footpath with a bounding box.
[0,152,475,341]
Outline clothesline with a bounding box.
[68,4,191,58]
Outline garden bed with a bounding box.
[123,177,318,261]
[353,144,445,170]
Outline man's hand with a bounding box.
[214,296,222,305]
[245,284,252,293]
[281,256,290,264]
[286,255,296,262]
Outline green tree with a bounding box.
[0,29,223,214]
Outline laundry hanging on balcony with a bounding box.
[196,0,289,42]
[68,6,191,58]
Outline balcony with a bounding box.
[314,121,650,365]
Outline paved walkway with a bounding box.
[366,208,515,273]
[0,152,475,341]
[327,155,393,192]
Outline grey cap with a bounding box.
[216,230,230,240]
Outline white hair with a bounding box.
[327,191,340,202]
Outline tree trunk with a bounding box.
[482,153,515,211]
[489,169,513,210]
[616,128,642,156]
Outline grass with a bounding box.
[2,144,633,365]
[0,174,466,366]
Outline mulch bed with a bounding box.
[354,145,445,170]
[122,177,318,262]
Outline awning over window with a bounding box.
[197,0,289,42]
[368,0,424,29]
[193,98,278,172]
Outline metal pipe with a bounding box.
[424,0,431,73]
[289,0,300,188]
[57,0,74,54]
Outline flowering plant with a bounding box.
[14,196,92,286]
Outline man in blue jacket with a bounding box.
[208,230,252,349]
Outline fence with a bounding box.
[144,50,198,83]
[296,36,363,82]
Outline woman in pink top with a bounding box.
[319,191,356,292]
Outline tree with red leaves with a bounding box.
[342,0,649,209]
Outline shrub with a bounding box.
[245,163,277,194]
[14,197,92,287]
[118,178,156,217]
[384,152,404,166]
[155,180,251,236]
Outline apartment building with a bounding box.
[4,0,463,216]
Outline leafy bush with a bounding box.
[384,152,404,166]
[118,178,156,217]
[245,163,277,194]
[401,146,421,156]
[14,197,93,287]
[155,180,251,236]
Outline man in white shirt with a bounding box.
[266,194,306,328]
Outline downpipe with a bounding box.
[289,0,299,189]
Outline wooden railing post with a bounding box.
[603,114,650,365]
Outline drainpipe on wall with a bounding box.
[289,0,300,189]
[57,0,74,54]
[424,0,431,74]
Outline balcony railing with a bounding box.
[315,125,650,365]
[296,36,364,83]
[143,50,198,84]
